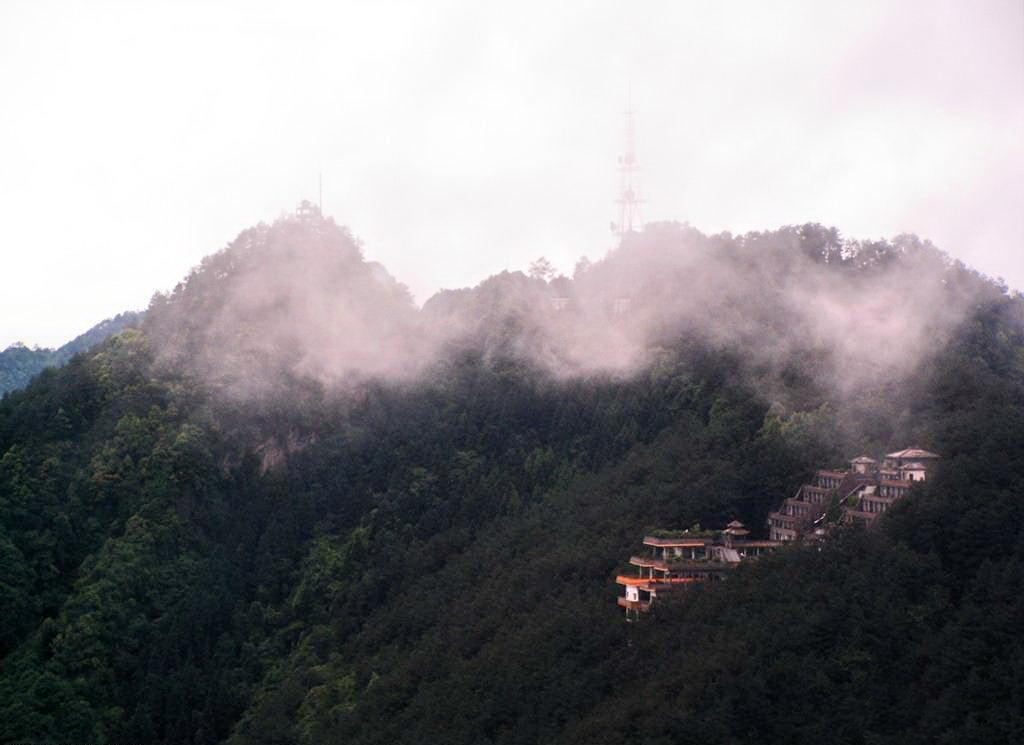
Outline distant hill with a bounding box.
[0,210,1021,745]
[0,311,142,395]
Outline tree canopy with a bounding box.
[0,214,1021,744]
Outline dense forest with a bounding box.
[0,212,1021,744]
[0,311,142,395]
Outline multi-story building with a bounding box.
[618,447,939,617]
[847,448,939,525]
[769,447,940,536]
[767,467,857,541]
[882,448,941,471]
[617,522,781,618]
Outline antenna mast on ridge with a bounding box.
[612,82,643,241]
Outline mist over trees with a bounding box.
[141,213,998,407]
[0,211,1021,744]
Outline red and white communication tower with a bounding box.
[612,93,643,241]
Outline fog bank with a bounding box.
[144,209,1004,409]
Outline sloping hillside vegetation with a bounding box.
[0,311,142,395]
[0,213,1020,744]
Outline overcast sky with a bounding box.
[1,0,1022,349]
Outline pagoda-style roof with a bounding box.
[851,455,877,464]
[726,520,745,528]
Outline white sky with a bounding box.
[1,0,1022,349]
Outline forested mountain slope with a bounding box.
[0,311,142,395]
[0,212,1021,744]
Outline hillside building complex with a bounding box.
[768,447,939,540]
[618,447,939,617]
[616,522,781,619]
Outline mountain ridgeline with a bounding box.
[0,311,142,395]
[0,211,1022,744]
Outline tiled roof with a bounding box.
[885,448,940,459]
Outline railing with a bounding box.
[843,509,877,523]
[629,555,667,569]
[617,597,652,611]
[643,535,716,547]
[616,575,654,586]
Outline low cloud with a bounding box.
[145,211,1001,406]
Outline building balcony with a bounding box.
[656,577,702,585]
[781,499,825,519]
[629,555,668,570]
[642,535,716,548]
[769,527,798,541]
[615,575,653,586]
[731,539,783,554]
[617,596,651,612]
[767,512,797,528]
[802,485,832,500]
[843,509,878,524]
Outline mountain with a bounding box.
[0,311,143,395]
[0,210,1021,744]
